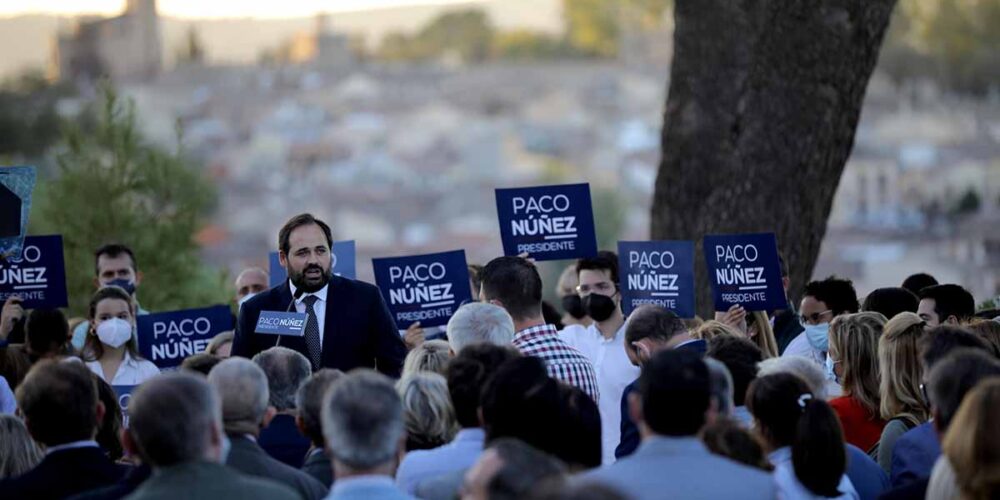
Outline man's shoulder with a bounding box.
[330,275,380,298]
[242,284,290,312]
[229,473,302,500]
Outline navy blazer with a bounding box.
[0,446,128,500]
[233,276,406,377]
[259,414,312,468]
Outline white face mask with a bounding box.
[96,318,133,348]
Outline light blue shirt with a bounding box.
[395,428,484,494]
[732,405,753,427]
[326,475,413,500]
[0,376,16,414]
[770,447,859,500]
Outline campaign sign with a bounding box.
[703,233,786,312]
[373,250,472,329]
[112,385,136,428]
[255,311,308,336]
[0,234,68,309]
[269,240,356,287]
[617,241,696,318]
[495,183,598,261]
[0,165,35,260]
[137,305,234,370]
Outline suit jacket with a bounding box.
[0,446,128,500]
[585,436,776,500]
[414,469,465,500]
[226,435,328,500]
[301,447,334,489]
[259,414,312,468]
[68,464,152,500]
[124,461,299,500]
[233,277,406,376]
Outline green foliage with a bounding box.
[493,30,574,60]
[0,70,73,161]
[563,0,621,57]
[31,84,229,316]
[881,0,1000,93]
[378,9,495,63]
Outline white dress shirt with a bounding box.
[560,322,639,465]
[85,351,160,386]
[289,282,329,350]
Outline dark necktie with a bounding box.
[302,295,322,369]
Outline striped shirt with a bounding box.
[513,324,600,402]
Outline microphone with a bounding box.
[276,287,306,347]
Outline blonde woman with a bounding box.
[0,415,42,479]
[693,320,742,342]
[929,379,1000,500]
[396,371,458,451]
[402,339,450,377]
[876,312,930,473]
[828,312,886,455]
[713,307,779,358]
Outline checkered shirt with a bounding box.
[512,323,600,402]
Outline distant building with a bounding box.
[51,0,162,82]
[276,13,354,67]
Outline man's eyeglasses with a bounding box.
[799,310,832,326]
[576,281,616,295]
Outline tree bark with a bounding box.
[651,0,897,318]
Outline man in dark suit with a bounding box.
[208,357,328,500]
[233,213,406,376]
[295,369,344,488]
[253,347,313,468]
[0,361,127,499]
[122,372,298,500]
[615,306,700,460]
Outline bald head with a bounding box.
[235,267,269,303]
[207,358,269,435]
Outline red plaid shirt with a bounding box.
[513,324,600,402]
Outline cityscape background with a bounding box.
[1,0,998,313]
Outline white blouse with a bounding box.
[85,351,160,386]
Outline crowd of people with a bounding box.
[1,213,999,500]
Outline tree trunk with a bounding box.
[651,0,897,318]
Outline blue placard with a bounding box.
[495,183,598,261]
[137,305,234,369]
[0,165,35,260]
[372,250,472,329]
[0,234,68,309]
[112,385,136,428]
[703,233,786,312]
[269,240,356,287]
[255,311,308,336]
[618,240,696,318]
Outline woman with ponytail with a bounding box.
[748,373,859,499]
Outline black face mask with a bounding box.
[583,293,618,322]
[561,294,587,319]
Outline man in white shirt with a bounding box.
[560,252,639,465]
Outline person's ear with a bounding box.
[122,428,140,458]
[295,415,308,436]
[704,397,719,428]
[95,401,106,428]
[134,270,143,286]
[944,315,959,325]
[477,407,486,428]
[93,276,101,289]
[278,251,289,269]
[628,391,644,427]
[262,406,277,428]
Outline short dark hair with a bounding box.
[25,308,70,357]
[920,325,991,372]
[701,418,772,471]
[747,373,846,497]
[708,335,763,407]
[575,251,619,286]
[278,213,333,256]
[296,369,344,446]
[129,372,220,467]
[638,350,709,436]
[625,306,687,345]
[486,438,567,499]
[480,257,543,321]
[861,287,919,321]
[918,284,975,323]
[180,354,222,376]
[94,374,124,461]
[94,243,137,275]
[927,349,1000,430]
[480,356,562,455]
[15,361,99,446]
[555,384,601,469]
[447,344,521,428]
[901,273,938,296]
[802,276,858,315]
